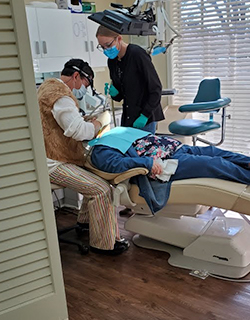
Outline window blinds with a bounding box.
[170,0,250,154]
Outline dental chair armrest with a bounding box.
[111,168,149,184]
[84,158,149,184]
[179,97,231,113]
[162,89,177,96]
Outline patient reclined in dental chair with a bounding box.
[85,154,250,279]
[85,125,250,278]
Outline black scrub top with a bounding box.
[108,44,164,127]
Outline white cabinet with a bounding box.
[25,7,40,60]
[25,7,74,73]
[72,13,107,68]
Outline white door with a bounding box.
[0,2,68,319]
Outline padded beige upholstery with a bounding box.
[129,179,250,215]
[84,158,250,216]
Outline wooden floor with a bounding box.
[57,210,250,320]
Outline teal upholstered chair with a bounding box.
[168,78,231,146]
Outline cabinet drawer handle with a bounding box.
[42,41,47,54]
[90,41,94,52]
[35,41,40,54]
[85,41,89,52]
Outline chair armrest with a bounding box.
[162,89,177,96]
[84,158,149,184]
[179,97,231,113]
[112,168,149,184]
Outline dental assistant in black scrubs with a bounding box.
[96,25,165,134]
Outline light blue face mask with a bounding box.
[72,84,87,100]
[103,45,120,59]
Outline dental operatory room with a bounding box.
[2,0,250,319]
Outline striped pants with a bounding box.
[50,163,120,250]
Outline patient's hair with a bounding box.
[96,25,120,38]
[61,59,94,79]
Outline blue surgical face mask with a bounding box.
[103,45,120,59]
[72,84,87,100]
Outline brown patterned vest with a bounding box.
[38,78,87,166]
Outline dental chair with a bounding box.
[84,158,250,279]
[168,78,231,146]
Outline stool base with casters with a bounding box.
[51,183,89,255]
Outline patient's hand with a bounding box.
[89,119,102,137]
[151,160,163,176]
[84,115,97,121]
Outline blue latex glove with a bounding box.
[104,82,109,95]
[109,84,119,97]
[104,83,119,97]
[133,114,148,129]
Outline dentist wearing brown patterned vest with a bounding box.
[38,58,129,255]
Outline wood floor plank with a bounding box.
[57,210,250,320]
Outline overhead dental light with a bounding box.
[88,0,181,56]
[88,5,156,36]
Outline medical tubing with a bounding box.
[111,98,117,127]
[161,5,181,38]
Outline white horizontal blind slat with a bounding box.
[0,191,40,211]
[0,211,43,231]
[0,81,23,95]
[0,128,30,143]
[0,233,47,255]
[0,150,34,166]
[0,181,39,199]
[0,93,25,106]
[0,258,50,283]
[0,70,21,82]
[171,0,250,154]
[1,221,45,243]
[1,171,37,188]
[0,202,41,221]
[0,4,11,17]
[0,31,15,43]
[0,105,27,118]
[1,277,52,302]
[0,57,19,69]
[1,267,51,292]
[1,139,32,154]
[0,160,35,177]
[0,285,53,312]
[0,17,13,30]
[0,44,18,56]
